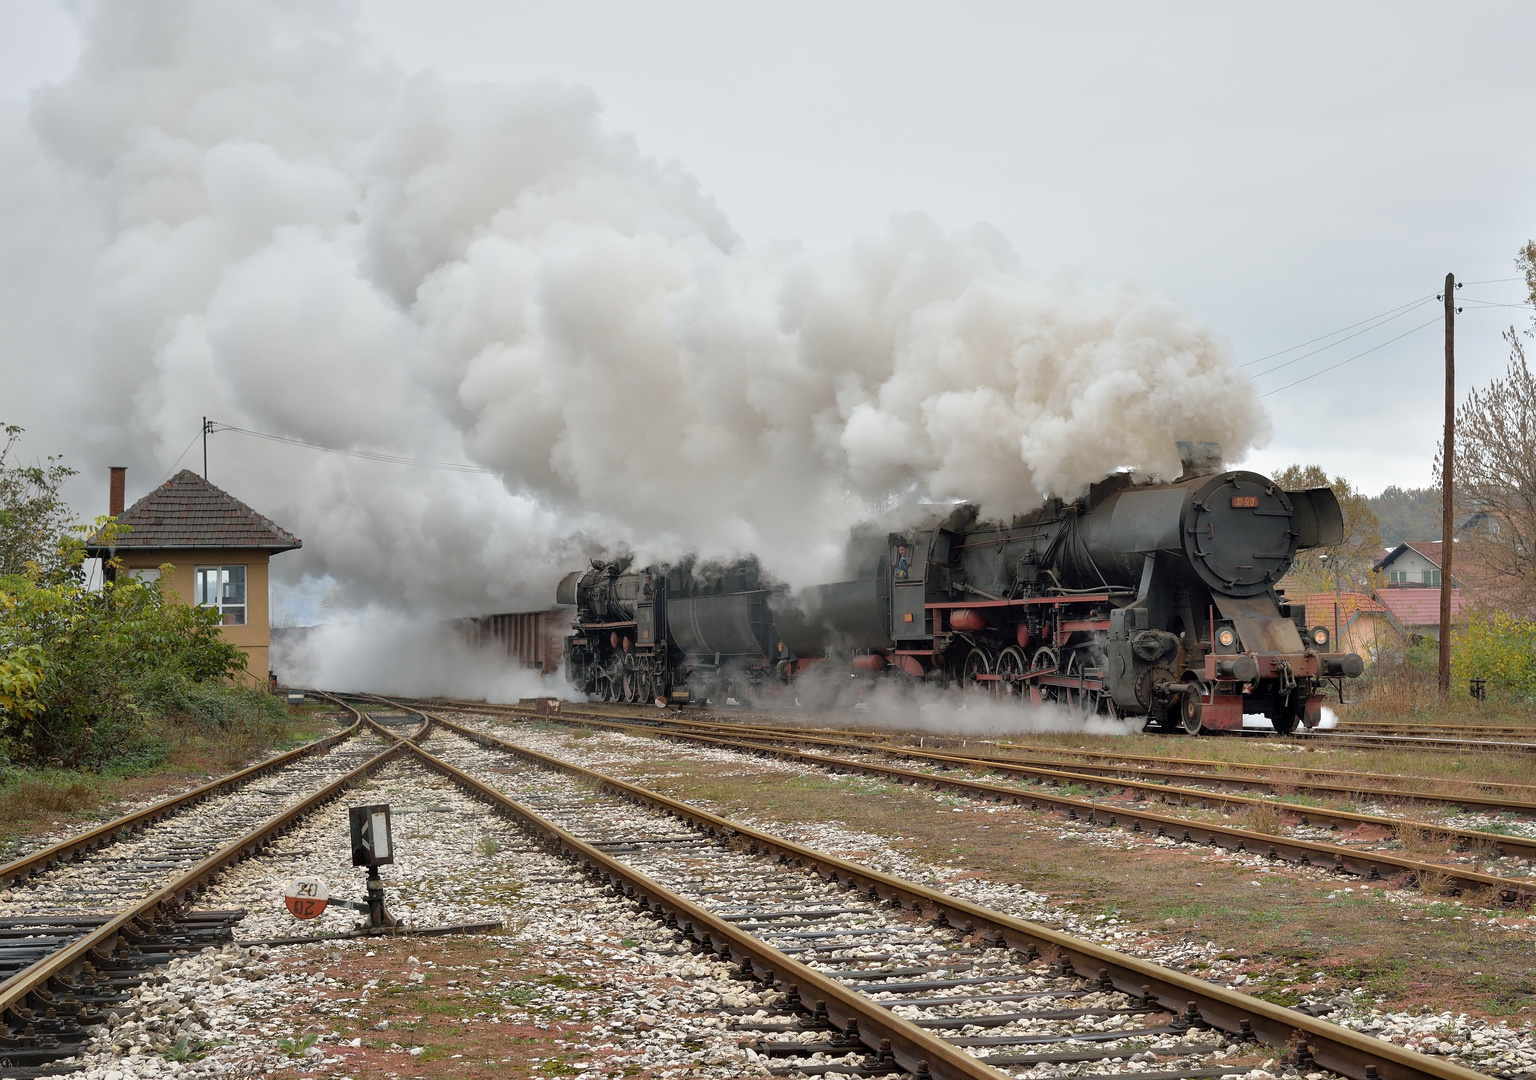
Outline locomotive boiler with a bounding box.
[558,446,1365,733]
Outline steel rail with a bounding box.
[887,743,1536,809]
[406,701,1536,901]
[0,725,414,1030]
[407,695,1536,809]
[499,702,1536,850]
[1335,721,1536,736]
[579,713,1536,859]
[384,752,1003,1076]
[1308,732,1536,755]
[376,699,1489,1080]
[0,715,363,888]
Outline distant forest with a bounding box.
[1367,486,1441,547]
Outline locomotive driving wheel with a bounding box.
[995,646,1027,697]
[621,670,640,703]
[1029,646,1060,703]
[1177,682,1206,734]
[594,672,616,702]
[961,648,991,696]
[1064,651,1099,717]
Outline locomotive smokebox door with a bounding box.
[349,804,395,867]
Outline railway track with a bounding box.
[327,695,1494,1080]
[15,690,1510,1080]
[404,696,1536,813]
[1304,731,1536,755]
[382,698,1536,901]
[1331,721,1536,739]
[0,714,411,1074]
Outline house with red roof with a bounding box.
[87,469,302,686]
[1374,540,1456,589]
[1287,591,1401,660]
[1374,587,1467,639]
[1371,539,1483,639]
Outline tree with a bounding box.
[1436,330,1536,610]
[0,423,79,581]
[1367,485,1442,547]
[0,425,251,768]
[1520,240,1536,318]
[1271,464,1382,595]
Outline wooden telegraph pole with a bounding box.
[1438,273,1456,698]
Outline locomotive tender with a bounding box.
[558,446,1365,733]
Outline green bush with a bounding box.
[0,567,248,769]
[1452,609,1536,702]
[0,423,259,772]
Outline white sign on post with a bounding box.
[284,876,330,920]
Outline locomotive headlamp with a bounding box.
[1310,625,1331,649]
[1213,620,1239,654]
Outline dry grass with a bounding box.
[1413,867,1453,896]
[0,777,96,818]
[1396,821,1455,857]
[1239,800,1286,835]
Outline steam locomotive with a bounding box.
[557,446,1365,734]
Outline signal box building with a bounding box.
[89,469,302,686]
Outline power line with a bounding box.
[1248,296,1437,379]
[1456,297,1536,309]
[1259,316,1442,398]
[1241,294,1434,368]
[156,429,204,486]
[208,423,497,474]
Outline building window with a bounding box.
[1423,569,1441,586]
[1388,570,1406,584]
[129,568,160,583]
[195,565,247,625]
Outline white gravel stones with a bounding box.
[457,713,1536,1079]
[419,725,1267,1079]
[0,718,357,866]
[0,734,390,918]
[42,756,770,1079]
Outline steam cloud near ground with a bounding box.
[4,1,1268,637]
[271,612,572,703]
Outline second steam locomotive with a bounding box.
[558,447,1365,734]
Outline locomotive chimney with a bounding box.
[109,466,126,517]
[1175,441,1222,480]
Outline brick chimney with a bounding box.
[109,467,126,517]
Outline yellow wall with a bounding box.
[118,548,273,686]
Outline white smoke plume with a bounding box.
[271,611,571,702]
[1,1,1269,620]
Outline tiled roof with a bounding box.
[1289,591,1389,624]
[92,470,301,552]
[1376,587,1466,628]
[1373,540,1444,572]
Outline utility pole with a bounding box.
[202,416,212,480]
[1438,273,1457,698]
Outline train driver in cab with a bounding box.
[894,543,911,580]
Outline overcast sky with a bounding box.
[2,0,1532,504]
